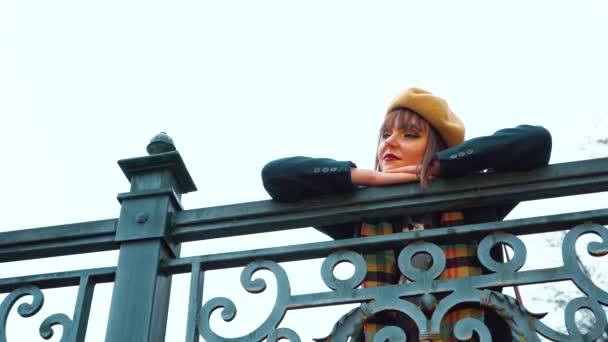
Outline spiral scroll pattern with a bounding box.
[267,327,301,342]
[0,285,74,342]
[453,318,491,342]
[195,223,607,341]
[562,223,608,305]
[40,313,73,341]
[564,297,607,341]
[198,260,291,342]
[430,289,484,334]
[372,326,407,342]
[365,297,427,337]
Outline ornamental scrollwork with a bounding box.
[197,224,608,341]
[477,232,527,273]
[198,260,294,342]
[0,285,73,342]
[452,318,491,342]
[320,250,366,291]
[372,326,407,342]
[561,223,608,304]
[267,327,301,342]
[397,241,446,283]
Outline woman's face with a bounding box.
[377,120,429,172]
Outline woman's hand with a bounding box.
[383,160,441,178]
[350,168,422,186]
[350,168,417,186]
[350,160,440,186]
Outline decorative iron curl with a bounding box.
[453,318,491,341]
[198,260,291,342]
[429,289,490,337]
[430,288,481,332]
[562,222,608,305]
[564,297,607,341]
[477,232,526,273]
[40,313,73,341]
[397,241,446,283]
[267,327,300,342]
[372,326,407,342]
[534,296,607,341]
[320,250,366,291]
[365,297,427,337]
[0,285,74,342]
[431,289,545,341]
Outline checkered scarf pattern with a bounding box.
[361,211,483,342]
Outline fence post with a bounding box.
[105,133,196,342]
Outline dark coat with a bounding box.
[262,125,552,204]
[261,124,552,340]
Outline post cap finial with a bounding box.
[146,132,176,155]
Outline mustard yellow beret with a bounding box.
[386,87,465,147]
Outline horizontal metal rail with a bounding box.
[0,219,118,262]
[172,158,608,241]
[4,209,604,291]
[0,152,606,342]
[162,208,608,274]
[0,219,117,247]
[0,158,606,263]
[0,266,116,293]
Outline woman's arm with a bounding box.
[261,125,552,202]
[262,157,421,202]
[436,125,552,177]
[261,157,357,202]
[385,125,552,177]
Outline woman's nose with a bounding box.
[385,133,398,145]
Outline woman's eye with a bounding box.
[404,133,419,138]
[381,132,391,139]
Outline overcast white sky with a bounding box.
[1,1,607,341]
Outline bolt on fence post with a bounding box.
[105,133,197,342]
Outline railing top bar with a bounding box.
[0,158,605,259]
[172,158,608,242]
[175,158,608,226]
[0,235,118,263]
[164,208,608,274]
[0,266,116,294]
[0,218,117,248]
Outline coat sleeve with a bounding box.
[261,125,552,201]
[261,156,358,202]
[436,125,552,177]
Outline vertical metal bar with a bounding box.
[105,240,174,342]
[185,262,205,342]
[71,275,95,342]
[105,134,197,342]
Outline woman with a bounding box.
[262,87,552,341]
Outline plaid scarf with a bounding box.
[361,211,483,342]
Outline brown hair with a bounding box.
[374,108,446,188]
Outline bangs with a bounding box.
[381,108,430,133]
[374,107,447,179]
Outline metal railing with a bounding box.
[0,133,607,341]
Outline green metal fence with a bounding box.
[0,133,607,341]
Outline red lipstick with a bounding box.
[384,153,399,161]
